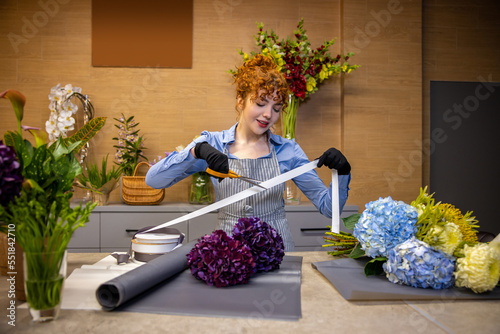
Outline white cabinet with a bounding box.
[67,212,100,252]
[68,203,359,252]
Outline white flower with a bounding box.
[46,119,61,142]
[58,108,72,119]
[48,101,57,113]
[58,113,75,127]
[45,83,82,142]
[45,119,57,133]
[63,100,78,114]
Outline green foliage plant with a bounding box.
[0,89,104,312]
[76,154,121,196]
[113,114,148,176]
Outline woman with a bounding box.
[146,55,351,251]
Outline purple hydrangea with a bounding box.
[187,230,255,287]
[0,140,23,206]
[232,216,285,273]
[383,237,456,289]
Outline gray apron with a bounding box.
[216,146,295,251]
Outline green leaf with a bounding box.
[348,242,365,258]
[24,144,49,183]
[3,130,17,147]
[364,257,387,277]
[10,133,34,171]
[342,213,361,230]
[51,137,72,160]
[65,117,106,153]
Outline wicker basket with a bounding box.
[121,162,165,205]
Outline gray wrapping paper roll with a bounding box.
[96,240,198,310]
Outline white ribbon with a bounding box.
[331,169,340,233]
[144,159,340,234]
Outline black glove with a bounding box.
[194,142,229,174]
[317,148,351,175]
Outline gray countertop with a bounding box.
[1,251,499,334]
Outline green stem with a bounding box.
[282,94,298,140]
[24,250,66,310]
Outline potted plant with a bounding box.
[0,89,106,322]
[75,155,122,205]
[113,113,148,176]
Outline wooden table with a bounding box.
[1,252,499,334]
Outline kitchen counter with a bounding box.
[1,251,499,334]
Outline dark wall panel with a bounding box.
[430,81,500,235]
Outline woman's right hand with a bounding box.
[193,142,229,174]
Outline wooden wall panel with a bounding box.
[9,0,493,211]
[0,0,345,204]
[342,0,423,205]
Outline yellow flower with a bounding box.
[319,65,328,81]
[424,222,463,255]
[438,203,478,242]
[455,243,500,293]
[306,77,316,92]
[243,53,249,61]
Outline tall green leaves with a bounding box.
[77,154,121,189]
[1,89,102,254]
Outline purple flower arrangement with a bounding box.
[187,230,255,288]
[232,217,285,273]
[187,217,285,287]
[0,140,23,206]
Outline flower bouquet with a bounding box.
[187,217,285,287]
[323,187,500,294]
[0,89,105,321]
[232,18,360,139]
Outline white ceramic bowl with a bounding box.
[131,232,181,254]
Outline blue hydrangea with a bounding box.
[383,237,456,289]
[353,196,418,258]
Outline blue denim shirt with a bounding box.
[145,123,351,217]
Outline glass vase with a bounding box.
[23,250,67,322]
[282,94,301,205]
[189,172,215,204]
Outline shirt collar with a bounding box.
[223,123,285,147]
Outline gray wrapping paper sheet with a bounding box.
[312,257,500,301]
[96,241,303,320]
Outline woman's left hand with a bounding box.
[316,148,351,175]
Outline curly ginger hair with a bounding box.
[232,54,290,117]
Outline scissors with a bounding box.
[206,168,266,189]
